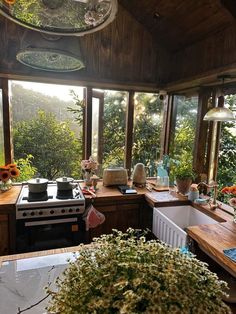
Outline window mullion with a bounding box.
[125,90,134,178]
[2,79,12,164]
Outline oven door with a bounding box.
[16,214,86,253]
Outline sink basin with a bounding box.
[152,205,218,248]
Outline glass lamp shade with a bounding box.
[0,0,117,36]
[203,107,235,121]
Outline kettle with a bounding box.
[132,163,146,187]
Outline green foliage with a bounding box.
[132,93,163,176]
[171,151,195,180]
[102,91,127,169]
[13,110,82,180]
[46,229,230,314]
[14,155,37,182]
[217,94,236,188]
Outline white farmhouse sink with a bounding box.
[152,205,218,248]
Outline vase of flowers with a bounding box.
[221,185,236,223]
[0,163,20,192]
[81,157,98,187]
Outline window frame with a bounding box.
[1,77,220,182]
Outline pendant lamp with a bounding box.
[0,0,117,36]
[203,96,235,121]
[203,76,235,122]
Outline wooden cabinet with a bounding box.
[0,214,9,255]
[88,198,146,242]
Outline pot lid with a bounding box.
[56,177,74,182]
[27,178,48,184]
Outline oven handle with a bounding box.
[25,217,78,227]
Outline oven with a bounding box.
[16,184,86,253]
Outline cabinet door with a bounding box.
[0,214,9,255]
[116,204,140,232]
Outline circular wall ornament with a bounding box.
[0,0,117,36]
[16,48,85,72]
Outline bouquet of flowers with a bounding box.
[221,185,236,223]
[81,156,97,173]
[46,229,230,314]
[0,163,20,191]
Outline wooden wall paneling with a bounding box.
[2,79,12,164]
[168,25,236,86]
[125,91,134,177]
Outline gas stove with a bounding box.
[16,183,85,220]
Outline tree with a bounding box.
[217,94,236,187]
[13,110,82,180]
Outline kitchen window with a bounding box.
[169,94,198,163]
[132,92,164,177]
[91,89,128,175]
[10,81,85,181]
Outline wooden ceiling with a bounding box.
[119,0,236,52]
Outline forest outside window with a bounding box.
[10,80,85,181]
[132,92,164,177]
[168,94,198,182]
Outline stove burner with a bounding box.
[23,191,53,202]
[56,189,73,200]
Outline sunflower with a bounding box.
[0,170,10,182]
[9,167,20,178]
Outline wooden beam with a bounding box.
[193,88,212,179]
[2,79,12,164]
[84,87,93,159]
[125,91,135,177]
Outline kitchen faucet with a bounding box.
[197,181,218,210]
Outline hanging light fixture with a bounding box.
[203,76,235,122]
[0,0,117,36]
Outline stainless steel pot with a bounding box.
[56,177,75,191]
[27,178,48,193]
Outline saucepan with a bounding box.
[27,178,48,193]
[56,177,77,191]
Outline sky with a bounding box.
[12,81,84,102]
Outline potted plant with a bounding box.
[46,229,230,313]
[171,153,195,195]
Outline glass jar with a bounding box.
[0,179,12,191]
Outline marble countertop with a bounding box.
[0,251,78,314]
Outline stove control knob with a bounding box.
[50,210,54,214]
[22,212,27,217]
[31,212,35,216]
[69,208,73,213]
[61,209,65,213]
[39,211,43,215]
[76,208,80,212]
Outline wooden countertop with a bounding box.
[0,185,21,213]
[0,181,236,278]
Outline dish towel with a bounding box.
[223,248,236,263]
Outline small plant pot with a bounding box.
[176,177,192,195]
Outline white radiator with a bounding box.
[152,207,187,248]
